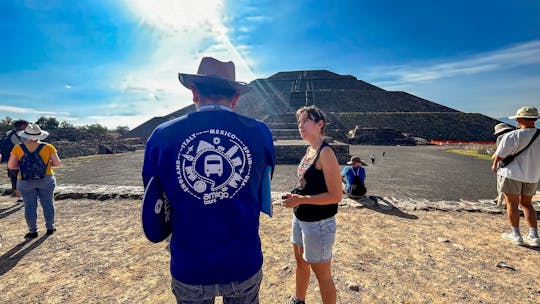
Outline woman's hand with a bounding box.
[281,193,304,208]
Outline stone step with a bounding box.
[274,139,350,164]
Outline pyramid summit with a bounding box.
[125,69,500,144]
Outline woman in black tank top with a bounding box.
[282,106,342,304]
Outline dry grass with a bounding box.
[1,196,540,304]
[445,148,493,161]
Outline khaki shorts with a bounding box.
[498,175,538,196]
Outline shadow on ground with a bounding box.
[0,236,49,276]
[350,195,419,220]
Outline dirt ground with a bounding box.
[1,196,540,304]
[1,145,540,303]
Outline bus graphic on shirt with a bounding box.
[176,129,252,205]
[204,154,223,177]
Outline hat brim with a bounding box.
[508,114,540,119]
[493,127,514,135]
[178,73,251,95]
[17,130,49,141]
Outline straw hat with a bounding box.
[508,106,539,119]
[17,123,49,141]
[178,57,251,95]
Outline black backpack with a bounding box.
[350,169,366,196]
[18,144,47,180]
[0,130,20,163]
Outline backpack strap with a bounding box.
[508,129,540,159]
[20,143,30,154]
[13,130,22,142]
[35,143,45,154]
[20,143,45,155]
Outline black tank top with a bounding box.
[294,141,338,222]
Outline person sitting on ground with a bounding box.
[492,106,540,247]
[341,156,366,198]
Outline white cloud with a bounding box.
[0,105,68,116]
[245,15,269,22]
[371,39,540,88]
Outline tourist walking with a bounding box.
[7,123,61,238]
[281,105,342,304]
[141,57,275,303]
[370,153,376,165]
[492,106,540,247]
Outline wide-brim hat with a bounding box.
[493,123,515,135]
[347,156,361,165]
[17,123,49,140]
[178,57,251,95]
[508,106,539,119]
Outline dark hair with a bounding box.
[13,120,29,129]
[296,105,327,134]
[194,79,238,101]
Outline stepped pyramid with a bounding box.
[125,70,500,163]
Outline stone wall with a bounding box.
[274,140,350,164]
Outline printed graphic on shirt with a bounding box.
[176,129,252,205]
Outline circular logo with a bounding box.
[176,129,252,205]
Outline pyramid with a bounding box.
[125,70,500,163]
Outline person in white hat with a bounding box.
[141,57,275,303]
[492,106,540,247]
[491,123,516,207]
[7,123,61,239]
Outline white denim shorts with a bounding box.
[291,215,336,263]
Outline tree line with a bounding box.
[1,116,130,141]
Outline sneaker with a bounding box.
[24,232,38,239]
[501,233,525,246]
[285,296,305,304]
[46,228,56,236]
[523,235,540,247]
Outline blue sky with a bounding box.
[1,0,539,129]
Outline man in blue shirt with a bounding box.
[341,156,366,198]
[142,57,275,303]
